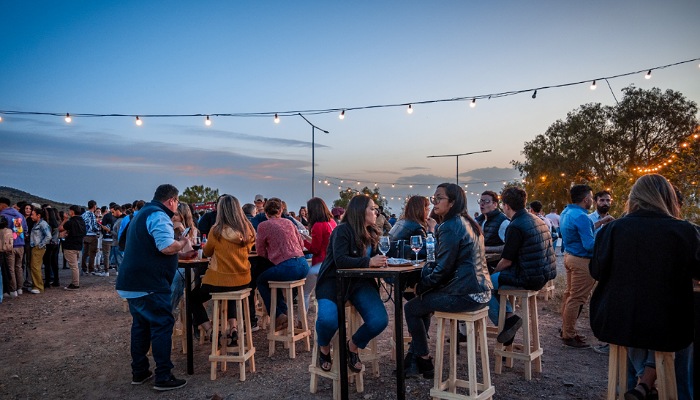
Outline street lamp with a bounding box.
[297,113,329,198]
[427,150,492,186]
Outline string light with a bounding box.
[531,90,537,99]
[0,115,3,122]
[205,115,212,126]
[135,116,142,126]
[407,104,413,114]
[273,113,280,124]
[64,113,72,123]
[470,99,476,108]
[590,80,597,90]
[645,70,652,79]
[339,110,345,120]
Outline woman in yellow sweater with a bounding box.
[192,195,256,345]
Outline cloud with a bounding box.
[168,125,330,149]
[402,166,429,171]
[459,167,521,183]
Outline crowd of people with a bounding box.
[0,173,697,397]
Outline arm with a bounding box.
[39,222,52,248]
[576,215,596,252]
[305,223,326,256]
[146,212,187,256]
[420,221,461,290]
[203,231,216,257]
[493,258,513,273]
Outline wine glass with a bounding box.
[378,236,390,267]
[410,235,423,266]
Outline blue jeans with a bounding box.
[170,268,186,315]
[627,345,694,400]
[487,272,514,325]
[316,284,388,349]
[127,292,175,382]
[257,256,309,318]
[405,291,486,357]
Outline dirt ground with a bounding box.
[0,253,610,400]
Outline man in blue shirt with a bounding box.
[588,190,615,235]
[559,184,596,348]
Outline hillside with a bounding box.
[0,186,73,210]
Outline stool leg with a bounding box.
[530,296,542,374]
[477,317,493,392]
[243,296,256,373]
[211,300,220,380]
[236,300,246,381]
[494,293,508,374]
[654,352,677,400]
[433,317,446,392]
[221,301,229,373]
[287,287,296,358]
[269,288,278,357]
[522,296,532,381]
[466,320,478,397]
[297,285,311,352]
[449,318,458,393]
[607,345,627,400]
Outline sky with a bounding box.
[1,0,699,216]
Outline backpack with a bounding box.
[0,227,13,252]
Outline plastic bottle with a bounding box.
[426,233,435,262]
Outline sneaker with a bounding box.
[131,370,153,385]
[592,343,610,354]
[17,289,22,295]
[51,282,60,287]
[250,322,260,332]
[153,375,187,391]
[29,288,41,294]
[497,315,523,344]
[10,291,18,298]
[64,284,80,291]
[2,292,9,298]
[562,335,590,348]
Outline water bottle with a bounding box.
[426,233,435,262]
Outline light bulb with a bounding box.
[274,113,280,124]
[407,104,413,114]
[339,110,345,120]
[0,115,3,122]
[409,185,413,188]
[135,116,142,126]
[470,99,476,108]
[531,90,537,99]
[590,80,597,90]
[205,116,212,126]
[65,113,72,123]
[645,70,652,79]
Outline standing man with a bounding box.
[545,208,561,254]
[559,184,596,348]
[475,191,510,273]
[529,201,553,230]
[98,203,117,276]
[0,197,28,297]
[81,200,100,275]
[588,191,615,234]
[59,205,87,290]
[489,188,556,344]
[254,194,265,215]
[111,205,124,273]
[116,184,194,391]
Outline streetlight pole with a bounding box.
[298,113,329,198]
[427,150,492,186]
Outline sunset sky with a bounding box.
[1,1,698,214]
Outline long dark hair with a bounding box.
[341,195,380,250]
[437,183,482,236]
[402,196,429,228]
[307,197,333,227]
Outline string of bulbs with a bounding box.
[0,57,698,125]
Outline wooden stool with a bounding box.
[172,294,187,354]
[537,280,555,301]
[431,308,494,400]
[255,289,270,330]
[309,301,365,399]
[268,279,311,358]
[606,345,677,400]
[209,289,256,381]
[347,304,380,377]
[494,289,543,381]
[122,298,129,312]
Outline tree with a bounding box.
[333,186,387,210]
[179,185,219,204]
[513,86,698,217]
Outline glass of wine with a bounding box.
[378,236,391,267]
[410,235,423,266]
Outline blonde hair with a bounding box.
[212,195,254,244]
[626,174,680,218]
[177,203,198,239]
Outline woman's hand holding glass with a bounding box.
[369,254,387,268]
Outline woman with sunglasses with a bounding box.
[403,183,493,379]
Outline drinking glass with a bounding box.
[410,235,423,266]
[378,236,390,267]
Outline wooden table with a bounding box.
[178,257,210,375]
[336,264,423,400]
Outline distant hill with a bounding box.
[0,186,73,210]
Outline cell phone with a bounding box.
[182,227,191,237]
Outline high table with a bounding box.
[336,264,422,400]
[178,257,210,375]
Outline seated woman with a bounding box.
[191,195,255,345]
[403,183,493,379]
[256,198,310,330]
[300,197,337,312]
[314,195,388,372]
[170,202,200,314]
[590,174,699,400]
[388,195,436,259]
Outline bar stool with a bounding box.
[309,301,365,399]
[268,279,311,358]
[430,308,494,400]
[537,280,555,301]
[606,345,677,400]
[209,289,256,381]
[347,304,380,377]
[494,288,543,381]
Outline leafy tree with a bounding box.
[179,185,219,204]
[333,186,387,210]
[513,85,698,217]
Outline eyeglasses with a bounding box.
[430,196,448,205]
[478,199,493,205]
[171,197,180,205]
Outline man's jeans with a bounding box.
[487,271,514,325]
[627,345,693,400]
[256,256,309,318]
[316,283,388,349]
[561,253,595,339]
[81,235,98,273]
[127,292,175,382]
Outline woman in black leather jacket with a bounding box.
[403,183,493,379]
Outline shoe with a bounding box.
[624,382,650,400]
[592,343,610,355]
[2,293,9,299]
[153,374,187,391]
[10,291,18,298]
[503,337,515,347]
[62,267,70,270]
[346,341,363,373]
[90,271,97,276]
[64,284,80,291]
[562,335,590,348]
[227,330,238,347]
[403,352,419,378]
[51,282,60,287]
[558,328,586,341]
[447,332,467,343]
[318,347,332,372]
[131,370,153,385]
[415,355,435,379]
[497,315,522,344]
[17,289,22,295]
[275,314,288,331]
[29,288,41,294]
[250,322,260,332]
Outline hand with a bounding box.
[369,254,387,268]
[602,215,615,224]
[178,249,198,260]
[427,218,437,232]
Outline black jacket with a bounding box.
[589,210,700,352]
[62,216,86,251]
[476,209,508,248]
